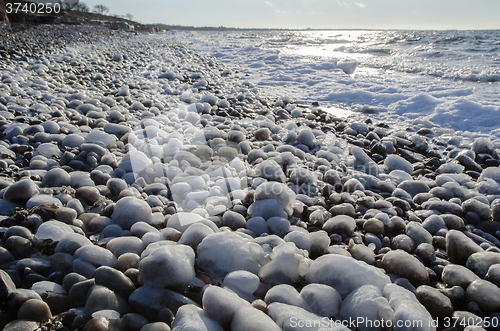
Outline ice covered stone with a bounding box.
[340,285,393,331]
[267,302,327,331]
[259,242,309,286]
[72,245,117,278]
[171,304,224,331]
[138,244,195,291]
[85,130,115,147]
[385,155,413,175]
[202,286,250,328]
[55,233,92,255]
[351,146,380,176]
[478,167,500,184]
[248,199,287,220]
[178,223,215,251]
[34,220,74,242]
[337,62,358,75]
[397,180,430,197]
[111,197,152,230]
[129,286,197,321]
[62,134,85,148]
[37,142,62,158]
[300,283,342,318]
[197,232,264,280]
[254,182,296,209]
[107,237,145,257]
[306,254,390,297]
[255,160,286,182]
[284,231,311,253]
[231,306,281,331]
[472,137,494,154]
[264,284,311,311]
[222,270,260,302]
[383,284,434,331]
[289,168,318,186]
[167,212,205,233]
[26,194,62,209]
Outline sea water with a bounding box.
[168,29,500,138]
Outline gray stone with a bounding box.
[446,230,484,265]
[492,199,500,223]
[3,178,37,203]
[322,215,356,237]
[85,285,129,317]
[391,234,416,253]
[406,222,433,246]
[111,197,153,230]
[485,264,500,287]
[222,210,246,230]
[0,269,16,301]
[462,198,492,220]
[17,298,52,322]
[41,168,71,187]
[422,200,463,216]
[466,279,500,314]
[3,320,39,331]
[382,249,430,286]
[95,266,136,299]
[442,264,479,288]
[466,251,500,278]
[415,285,453,318]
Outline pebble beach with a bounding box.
[1,24,500,331]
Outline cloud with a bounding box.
[265,0,273,6]
[337,1,348,6]
[354,2,366,8]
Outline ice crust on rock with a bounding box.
[306,254,391,297]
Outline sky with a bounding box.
[79,0,500,30]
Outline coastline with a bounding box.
[0,24,499,330]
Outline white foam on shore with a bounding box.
[167,29,500,140]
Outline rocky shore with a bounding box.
[0,25,500,331]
